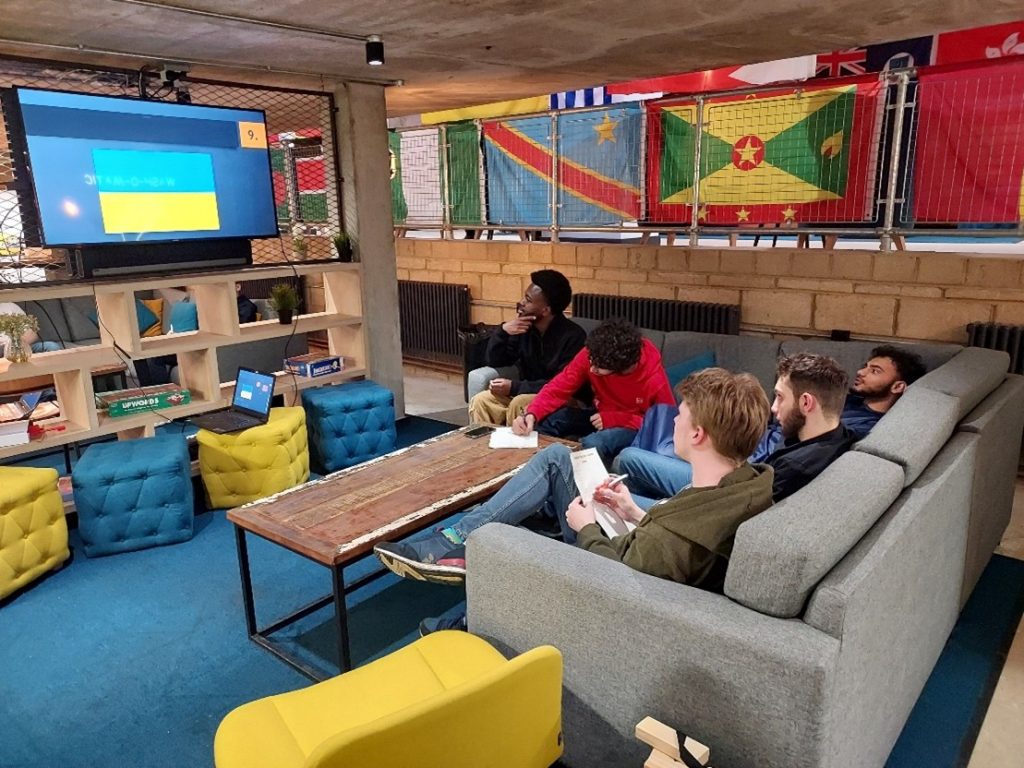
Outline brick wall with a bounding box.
[396,239,1024,343]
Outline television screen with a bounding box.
[9,87,279,247]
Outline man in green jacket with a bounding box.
[567,367,774,591]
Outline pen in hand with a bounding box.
[606,473,629,488]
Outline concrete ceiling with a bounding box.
[1,0,1022,116]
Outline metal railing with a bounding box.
[391,57,1024,248]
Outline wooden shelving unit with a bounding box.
[0,261,366,459]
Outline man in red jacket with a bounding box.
[512,317,674,465]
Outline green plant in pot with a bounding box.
[269,283,300,325]
[292,235,308,258]
[0,312,39,363]
[333,232,354,262]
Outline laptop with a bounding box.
[190,367,276,434]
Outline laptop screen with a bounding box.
[232,368,275,416]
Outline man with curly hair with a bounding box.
[511,317,674,464]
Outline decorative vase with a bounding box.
[278,309,294,325]
[4,337,32,364]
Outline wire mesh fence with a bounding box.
[0,56,342,286]
[907,59,1024,227]
[394,57,1024,243]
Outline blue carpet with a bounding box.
[886,554,1024,767]
[1,416,1020,768]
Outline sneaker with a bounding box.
[374,541,467,586]
[419,612,468,637]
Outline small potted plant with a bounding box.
[0,312,39,363]
[292,235,308,259]
[333,232,353,262]
[269,283,300,325]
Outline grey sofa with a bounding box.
[466,326,1024,768]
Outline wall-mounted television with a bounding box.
[2,87,280,275]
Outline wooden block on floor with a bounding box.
[644,747,684,768]
[636,716,711,765]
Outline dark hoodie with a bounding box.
[575,462,774,591]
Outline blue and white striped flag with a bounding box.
[549,86,613,111]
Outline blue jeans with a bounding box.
[537,406,636,467]
[613,447,692,499]
[31,341,61,353]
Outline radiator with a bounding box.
[573,293,741,335]
[967,322,1024,375]
[398,280,471,365]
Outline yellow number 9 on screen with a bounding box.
[238,121,267,149]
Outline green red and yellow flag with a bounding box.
[646,77,883,225]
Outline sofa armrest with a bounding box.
[466,523,838,768]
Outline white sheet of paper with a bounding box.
[569,448,637,538]
[489,427,538,449]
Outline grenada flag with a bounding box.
[646,77,883,224]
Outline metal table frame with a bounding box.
[233,525,394,681]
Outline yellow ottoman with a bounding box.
[214,631,563,768]
[197,407,310,509]
[0,467,69,600]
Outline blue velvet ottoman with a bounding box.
[72,435,194,557]
[302,380,397,474]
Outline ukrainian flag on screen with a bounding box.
[92,149,220,234]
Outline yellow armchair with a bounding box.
[215,631,563,768]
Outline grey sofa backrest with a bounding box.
[571,316,666,354]
[661,332,781,394]
[802,433,974,768]
[779,338,961,380]
[912,346,1009,420]
[725,451,904,618]
[853,385,961,486]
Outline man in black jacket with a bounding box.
[767,352,856,501]
[468,269,586,426]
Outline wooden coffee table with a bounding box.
[227,426,571,679]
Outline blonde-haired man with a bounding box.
[376,368,774,596]
[569,367,774,589]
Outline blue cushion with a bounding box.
[168,300,199,333]
[665,350,716,391]
[86,298,162,334]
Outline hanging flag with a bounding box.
[911,59,1024,223]
[421,96,549,126]
[816,36,933,78]
[483,116,552,226]
[444,122,483,226]
[391,128,443,226]
[270,147,290,220]
[294,155,327,221]
[608,56,816,97]
[646,78,883,225]
[549,86,613,110]
[933,20,1024,65]
[483,106,642,226]
[388,131,408,224]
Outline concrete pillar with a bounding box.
[333,82,405,416]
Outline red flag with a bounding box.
[911,59,1024,223]
[933,21,1024,65]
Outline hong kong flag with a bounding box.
[934,20,1024,65]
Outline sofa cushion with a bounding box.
[21,300,73,347]
[168,300,199,333]
[852,386,960,486]
[664,350,716,391]
[62,296,102,343]
[911,347,1009,421]
[662,332,781,393]
[724,451,904,618]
